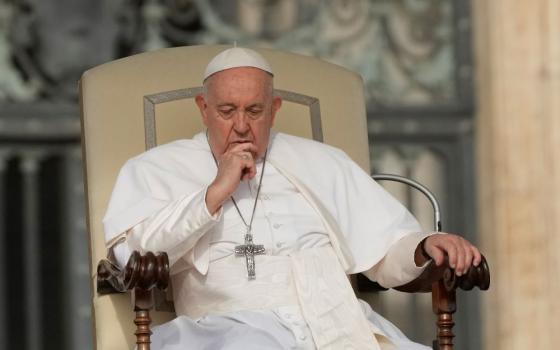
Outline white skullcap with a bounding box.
[203,47,273,81]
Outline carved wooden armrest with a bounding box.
[357,254,490,293]
[97,251,170,350]
[395,254,490,293]
[97,251,169,294]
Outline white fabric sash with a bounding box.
[172,254,300,319]
[290,247,380,350]
[172,246,381,350]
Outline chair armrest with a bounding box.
[357,254,490,294]
[96,251,171,350]
[97,251,170,294]
[394,254,490,293]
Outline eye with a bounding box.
[218,108,235,118]
[247,107,263,119]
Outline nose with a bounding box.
[232,111,250,134]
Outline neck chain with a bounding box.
[207,132,267,279]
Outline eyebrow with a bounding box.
[216,103,236,109]
[246,103,264,109]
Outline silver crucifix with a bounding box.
[235,233,266,280]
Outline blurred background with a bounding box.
[0,0,557,349]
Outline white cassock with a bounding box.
[104,131,433,350]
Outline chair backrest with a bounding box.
[80,45,370,350]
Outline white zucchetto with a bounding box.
[203,47,273,81]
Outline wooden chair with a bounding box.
[80,45,490,350]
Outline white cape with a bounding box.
[103,131,421,275]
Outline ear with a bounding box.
[195,94,209,126]
[270,96,282,126]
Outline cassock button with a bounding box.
[299,335,307,341]
[276,241,284,248]
[273,223,281,229]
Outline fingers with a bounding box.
[227,142,258,156]
[237,152,256,180]
[454,237,481,275]
[430,246,446,266]
[424,236,446,266]
[240,159,257,181]
[425,234,482,276]
[218,146,257,180]
[446,242,458,270]
[211,147,256,200]
[455,242,471,276]
[472,246,482,267]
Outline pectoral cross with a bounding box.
[235,232,266,280]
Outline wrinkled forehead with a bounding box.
[204,67,274,100]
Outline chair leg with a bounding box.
[134,310,152,350]
[133,288,154,350]
[432,280,456,350]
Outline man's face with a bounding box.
[196,67,282,159]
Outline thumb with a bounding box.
[429,246,446,266]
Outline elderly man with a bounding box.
[104,47,481,350]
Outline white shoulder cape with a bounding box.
[103,131,421,274]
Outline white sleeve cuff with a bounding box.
[202,186,223,221]
[111,238,132,268]
[362,232,436,288]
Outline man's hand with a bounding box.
[205,142,258,215]
[415,234,482,276]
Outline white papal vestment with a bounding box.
[104,131,432,350]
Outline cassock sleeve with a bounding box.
[112,187,222,272]
[361,232,435,288]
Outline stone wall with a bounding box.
[474,0,560,348]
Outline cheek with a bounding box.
[208,120,234,148]
[252,120,272,144]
